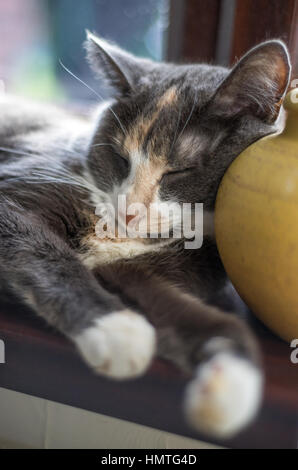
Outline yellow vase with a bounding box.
[215,89,298,342]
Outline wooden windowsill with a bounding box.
[0,299,297,449]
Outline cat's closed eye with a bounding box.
[161,167,196,182]
[114,152,129,170]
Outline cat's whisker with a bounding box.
[111,136,131,156]
[176,94,197,144]
[169,107,182,157]
[59,60,127,136]
[59,59,103,102]
[0,146,109,205]
[91,143,114,148]
[0,146,35,158]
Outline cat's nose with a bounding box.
[126,214,135,225]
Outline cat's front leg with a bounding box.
[0,203,155,379]
[153,298,263,439]
[73,309,156,378]
[97,264,263,438]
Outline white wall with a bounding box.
[0,387,222,449]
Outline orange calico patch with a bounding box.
[117,87,179,210]
[126,160,166,208]
[156,86,178,108]
[123,86,178,155]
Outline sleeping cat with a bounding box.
[0,32,291,438]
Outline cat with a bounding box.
[0,32,291,438]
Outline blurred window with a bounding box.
[0,0,169,103]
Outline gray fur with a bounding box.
[0,36,291,375]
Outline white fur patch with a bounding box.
[184,353,263,438]
[79,237,169,268]
[73,309,156,379]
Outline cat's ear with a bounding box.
[85,30,149,96]
[209,40,291,123]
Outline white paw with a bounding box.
[184,353,263,438]
[73,310,156,379]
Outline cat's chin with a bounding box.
[184,352,263,439]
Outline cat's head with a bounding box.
[85,32,291,237]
